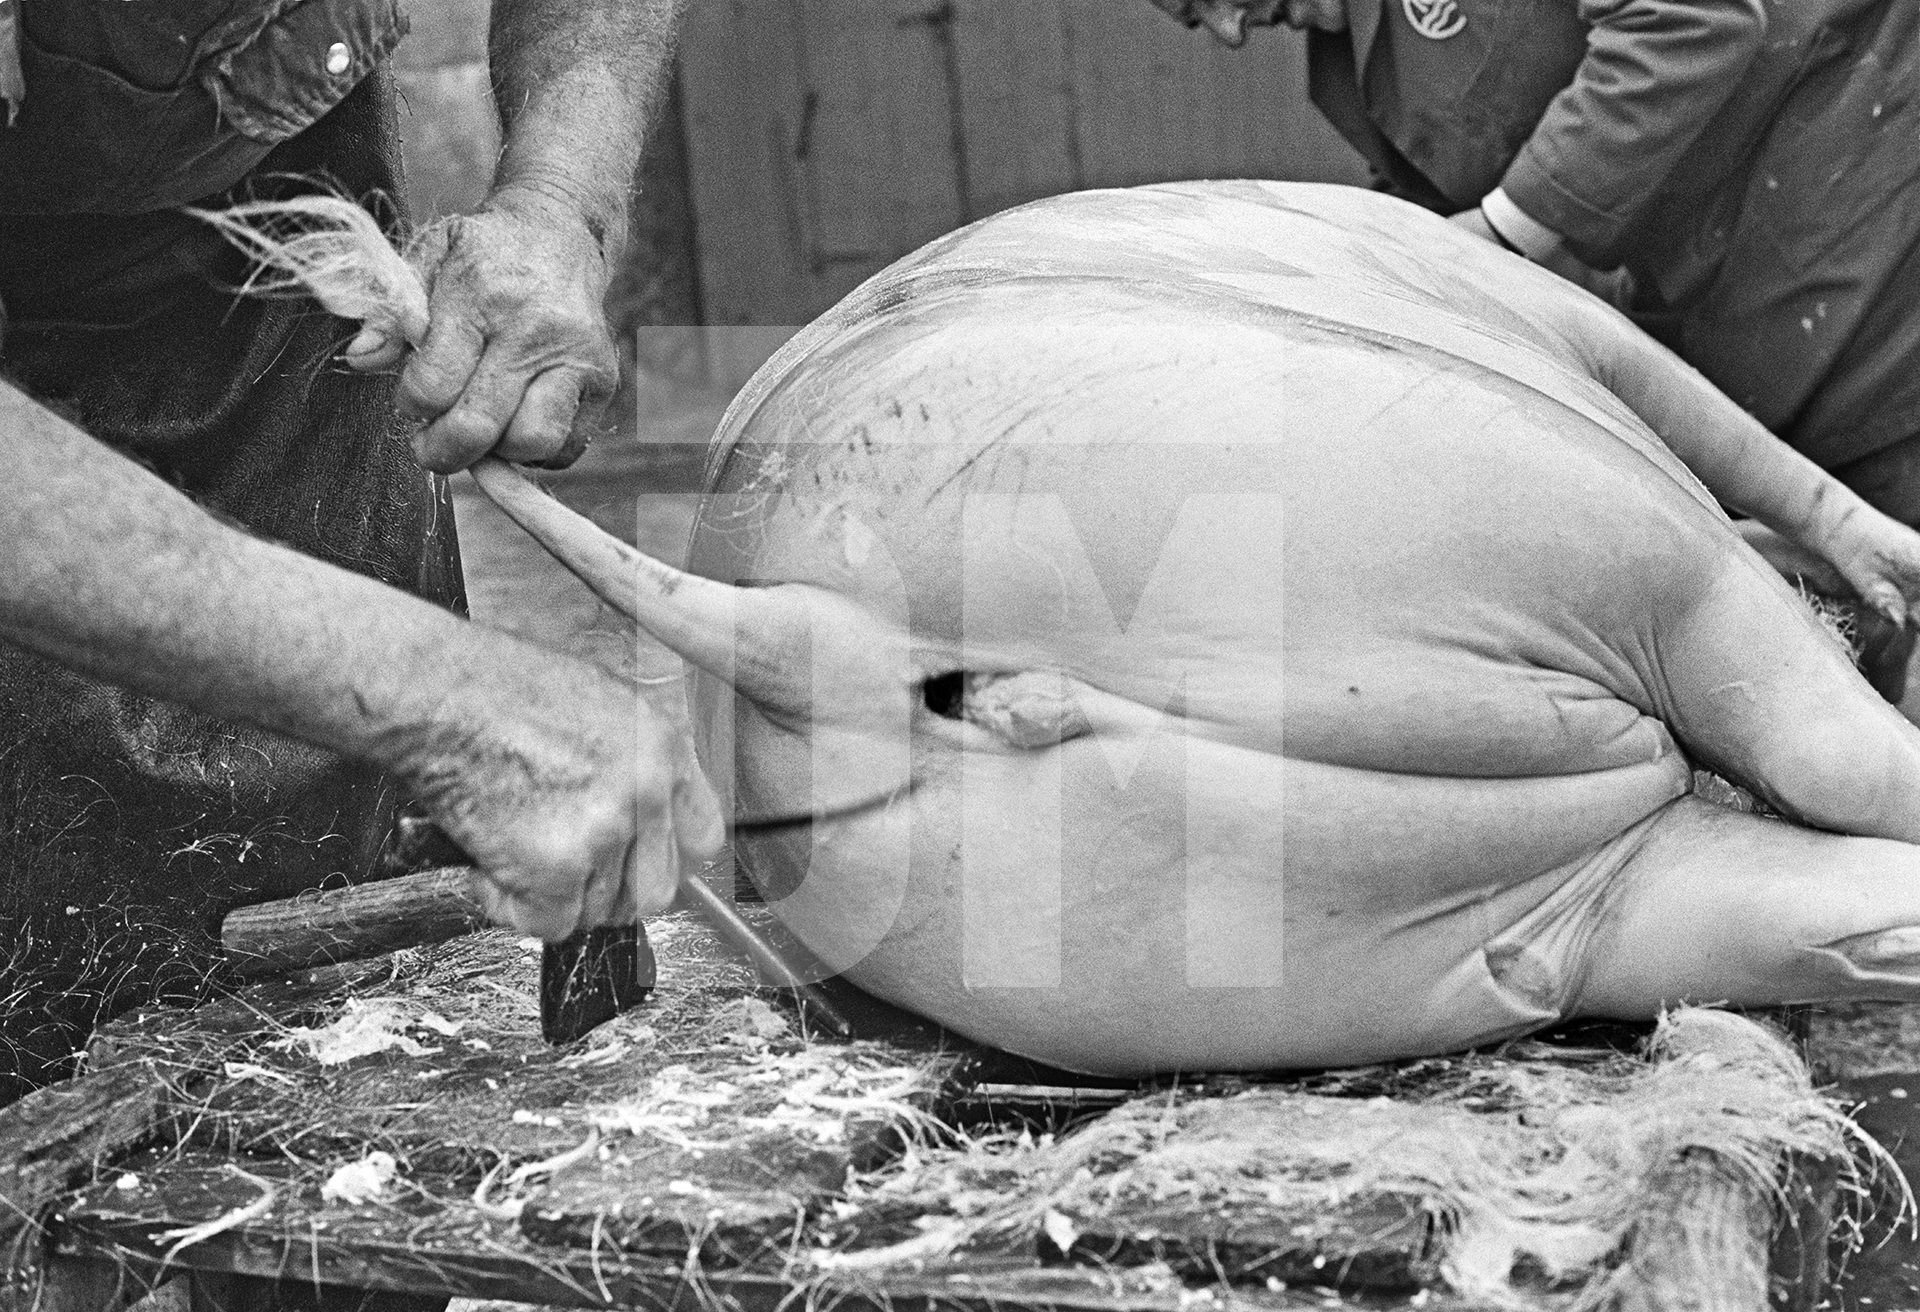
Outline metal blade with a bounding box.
[539,923,656,1044]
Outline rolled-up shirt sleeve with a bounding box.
[1498,0,1768,262]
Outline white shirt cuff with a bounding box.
[1481,188,1564,264]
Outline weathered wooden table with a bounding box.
[0,900,1878,1312]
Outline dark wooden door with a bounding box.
[678,0,1368,383]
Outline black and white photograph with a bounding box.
[3,0,1919,1307]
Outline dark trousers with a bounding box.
[0,69,465,1103]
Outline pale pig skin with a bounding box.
[656,181,1920,1076]
[209,181,1920,1073]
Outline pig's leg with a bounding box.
[1574,796,1920,1014]
[1652,554,1920,844]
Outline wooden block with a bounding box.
[222,869,487,980]
[517,1131,850,1267]
[27,921,1845,1312]
[55,1151,1445,1310]
[1040,1195,1434,1293]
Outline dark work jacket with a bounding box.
[0,17,459,1100]
[0,0,404,213]
[1308,0,1920,468]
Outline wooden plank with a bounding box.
[1041,1196,1434,1293]
[680,0,971,357]
[221,868,487,979]
[0,963,388,1312]
[678,0,815,386]
[26,1253,168,1312]
[1064,8,1366,190]
[44,1026,1846,1312]
[517,1133,851,1268]
[949,1,1083,218]
[789,0,969,308]
[37,914,959,1281]
[678,0,814,331]
[24,919,1845,1312]
[50,1125,1832,1312]
[54,1153,1390,1311]
[676,0,1368,390]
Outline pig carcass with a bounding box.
[490,181,1920,1076]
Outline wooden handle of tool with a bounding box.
[222,868,490,979]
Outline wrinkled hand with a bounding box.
[346,188,620,474]
[401,656,724,941]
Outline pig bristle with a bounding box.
[188,195,431,348]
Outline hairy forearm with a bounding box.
[0,381,515,776]
[488,0,685,255]
[2,380,722,937]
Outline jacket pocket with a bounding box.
[202,0,404,145]
[0,35,268,214]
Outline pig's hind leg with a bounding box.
[1653,554,1920,845]
[1568,552,1920,1012]
[1573,796,1920,1015]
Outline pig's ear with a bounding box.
[468,459,912,728]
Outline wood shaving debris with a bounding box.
[221,1060,296,1086]
[505,1130,601,1189]
[270,999,443,1066]
[320,1151,398,1206]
